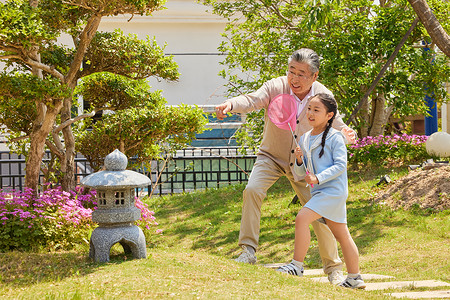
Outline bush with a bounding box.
[135,196,161,243]
[0,187,159,252]
[347,134,430,167]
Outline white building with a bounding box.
[98,0,229,107]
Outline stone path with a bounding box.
[264,263,450,299]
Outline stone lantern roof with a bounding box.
[81,149,150,189]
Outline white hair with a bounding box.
[288,48,320,73]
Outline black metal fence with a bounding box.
[0,147,256,196]
[147,147,256,196]
[0,151,93,192]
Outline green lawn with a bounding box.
[0,166,449,299]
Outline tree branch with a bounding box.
[45,139,64,161]
[10,135,29,142]
[65,14,102,85]
[1,48,65,80]
[51,127,65,151]
[24,57,65,81]
[0,54,22,60]
[53,110,97,133]
[346,17,420,125]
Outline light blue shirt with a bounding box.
[294,128,348,223]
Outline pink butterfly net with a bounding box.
[268,93,314,186]
[268,93,297,134]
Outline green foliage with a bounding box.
[83,29,180,80]
[74,73,208,170]
[0,72,71,134]
[0,0,206,190]
[234,109,265,154]
[204,0,450,143]
[40,44,76,75]
[0,0,57,49]
[74,72,165,110]
[75,104,208,170]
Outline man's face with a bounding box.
[287,61,318,100]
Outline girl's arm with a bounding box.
[315,133,347,185]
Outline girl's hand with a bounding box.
[294,146,303,164]
[305,173,319,185]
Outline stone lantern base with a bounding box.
[89,225,147,263]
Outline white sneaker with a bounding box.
[276,261,304,276]
[338,275,366,289]
[234,245,257,264]
[328,270,345,285]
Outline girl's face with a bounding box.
[306,97,334,130]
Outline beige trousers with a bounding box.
[238,157,343,274]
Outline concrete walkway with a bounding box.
[264,263,450,299]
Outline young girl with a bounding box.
[276,93,366,289]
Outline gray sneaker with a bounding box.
[234,245,257,264]
[328,270,345,285]
[338,275,366,289]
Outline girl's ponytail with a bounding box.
[319,116,335,158]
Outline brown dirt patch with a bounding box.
[373,165,450,211]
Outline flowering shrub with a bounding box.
[0,186,96,252]
[135,197,161,242]
[347,134,430,166]
[0,187,159,252]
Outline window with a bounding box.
[115,191,125,206]
[97,192,107,206]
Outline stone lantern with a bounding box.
[81,149,150,263]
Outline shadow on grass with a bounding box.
[0,251,97,287]
[0,247,135,287]
[147,184,245,255]
[146,167,411,267]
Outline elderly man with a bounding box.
[215,48,356,284]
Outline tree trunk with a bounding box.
[26,107,62,191]
[357,84,370,137]
[25,0,45,192]
[369,94,387,136]
[408,0,450,58]
[59,15,102,191]
[60,97,76,191]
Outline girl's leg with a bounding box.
[325,220,360,274]
[293,207,322,262]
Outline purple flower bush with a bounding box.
[135,196,161,241]
[0,186,159,252]
[347,134,429,166]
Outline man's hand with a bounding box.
[341,127,357,144]
[294,146,303,165]
[215,101,232,120]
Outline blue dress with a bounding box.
[293,128,348,223]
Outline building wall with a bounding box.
[98,0,229,107]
